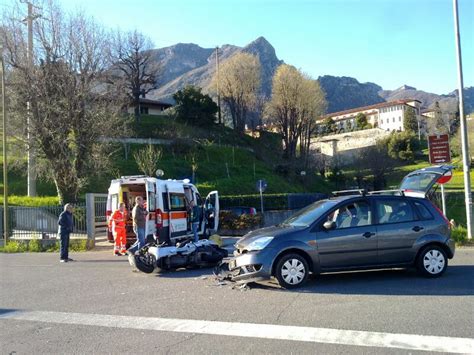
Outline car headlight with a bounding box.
[246,237,273,251]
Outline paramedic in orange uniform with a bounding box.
[109,202,127,256]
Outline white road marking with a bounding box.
[1,310,472,354]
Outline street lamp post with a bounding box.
[453,0,472,239]
[1,43,8,243]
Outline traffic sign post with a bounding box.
[437,170,453,216]
[256,179,267,214]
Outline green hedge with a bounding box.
[0,239,91,253]
[220,193,289,211]
[0,195,60,207]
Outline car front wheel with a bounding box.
[417,245,448,278]
[275,254,309,289]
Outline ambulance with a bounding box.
[106,175,219,245]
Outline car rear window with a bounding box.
[400,172,438,192]
[413,201,433,220]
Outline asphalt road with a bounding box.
[1,247,473,354]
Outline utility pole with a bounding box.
[453,0,472,239]
[1,43,8,243]
[215,46,222,125]
[22,1,39,197]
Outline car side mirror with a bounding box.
[323,220,336,231]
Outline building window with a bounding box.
[140,106,149,114]
[393,117,395,122]
[387,119,389,124]
[399,116,402,121]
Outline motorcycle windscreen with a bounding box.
[400,165,453,198]
[205,191,219,233]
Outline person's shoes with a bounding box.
[67,258,74,262]
[114,253,121,256]
[60,259,67,263]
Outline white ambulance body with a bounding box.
[106,176,219,244]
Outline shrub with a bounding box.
[1,241,28,253]
[45,241,60,252]
[451,226,468,244]
[219,211,262,230]
[28,239,44,252]
[70,239,89,251]
[385,131,420,162]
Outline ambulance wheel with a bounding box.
[133,253,156,274]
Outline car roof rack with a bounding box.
[367,189,405,196]
[332,189,366,197]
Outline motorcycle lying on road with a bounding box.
[129,237,228,274]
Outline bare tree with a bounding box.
[133,144,162,177]
[265,64,326,163]
[1,1,128,203]
[211,52,261,134]
[110,30,159,122]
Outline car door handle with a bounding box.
[412,226,424,232]
[362,232,375,238]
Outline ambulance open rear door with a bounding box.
[145,179,156,238]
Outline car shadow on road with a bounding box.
[245,266,474,296]
[75,259,129,263]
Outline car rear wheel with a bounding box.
[275,254,309,289]
[417,245,448,278]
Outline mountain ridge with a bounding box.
[147,37,473,114]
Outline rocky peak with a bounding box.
[395,85,417,91]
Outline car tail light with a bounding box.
[430,201,451,229]
[156,209,163,229]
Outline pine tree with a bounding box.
[403,107,418,134]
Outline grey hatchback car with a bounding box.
[222,165,455,289]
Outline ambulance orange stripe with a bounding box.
[161,212,187,219]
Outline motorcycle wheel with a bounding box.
[133,252,156,274]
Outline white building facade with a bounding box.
[322,99,423,132]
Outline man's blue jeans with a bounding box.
[59,232,70,260]
[129,226,146,254]
[192,223,199,242]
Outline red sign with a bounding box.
[437,170,452,184]
[428,134,451,164]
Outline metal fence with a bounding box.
[0,204,87,240]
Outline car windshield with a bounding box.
[400,172,439,192]
[283,200,337,227]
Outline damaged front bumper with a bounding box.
[214,248,274,284]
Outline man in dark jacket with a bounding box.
[58,203,74,262]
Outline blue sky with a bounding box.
[57,0,473,94]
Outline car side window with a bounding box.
[413,201,433,220]
[376,199,415,224]
[326,200,372,229]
